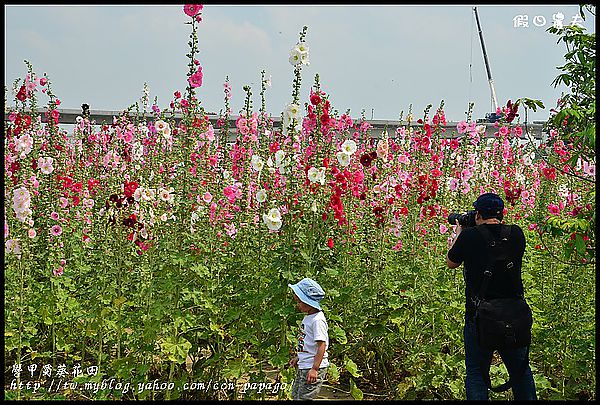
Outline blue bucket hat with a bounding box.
[288,278,325,310]
[473,192,504,218]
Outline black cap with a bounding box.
[473,193,504,217]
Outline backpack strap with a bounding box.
[474,225,512,301]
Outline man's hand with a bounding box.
[448,224,462,248]
[306,368,318,384]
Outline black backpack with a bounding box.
[473,225,533,392]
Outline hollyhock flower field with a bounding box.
[4,5,595,401]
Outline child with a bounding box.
[288,278,329,400]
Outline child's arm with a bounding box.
[288,355,298,368]
[306,340,326,384]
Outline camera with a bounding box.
[448,210,477,228]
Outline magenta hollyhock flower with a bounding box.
[50,224,63,236]
[513,126,523,137]
[184,4,203,17]
[188,67,203,88]
[392,240,403,251]
[548,203,560,215]
[499,126,509,136]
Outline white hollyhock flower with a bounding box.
[337,151,351,167]
[284,103,300,122]
[307,167,326,185]
[155,120,171,137]
[263,207,282,231]
[275,150,286,166]
[145,188,155,201]
[307,167,320,183]
[132,142,144,161]
[289,47,303,66]
[133,187,144,202]
[251,155,264,172]
[523,151,535,167]
[255,189,267,203]
[158,187,174,203]
[341,139,357,155]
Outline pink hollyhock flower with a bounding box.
[28,229,37,238]
[184,4,203,17]
[440,224,448,234]
[499,126,509,136]
[202,192,212,203]
[59,197,69,208]
[51,224,63,236]
[51,211,60,221]
[457,121,468,134]
[224,223,237,239]
[53,266,64,277]
[4,220,8,239]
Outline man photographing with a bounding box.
[446,192,537,400]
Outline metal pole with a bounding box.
[473,7,499,112]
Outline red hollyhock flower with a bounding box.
[542,167,557,181]
[327,237,334,249]
[505,100,519,123]
[310,93,321,105]
[16,86,27,102]
[71,182,83,193]
[124,181,139,198]
[360,153,373,167]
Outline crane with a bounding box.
[473,6,501,123]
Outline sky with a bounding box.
[4,4,596,124]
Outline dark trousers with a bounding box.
[464,318,537,400]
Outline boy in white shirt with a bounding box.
[288,278,329,400]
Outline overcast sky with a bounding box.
[4,4,595,123]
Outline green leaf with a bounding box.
[300,250,311,263]
[575,234,585,254]
[160,336,192,364]
[349,378,364,400]
[113,296,127,308]
[327,362,340,382]
[344,356,362,378]
[330,325,347,345]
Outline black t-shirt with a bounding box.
[447,223,526,319]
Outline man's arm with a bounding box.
[306,341,326,384]
[447,254,461,269]
[446,224,463,269]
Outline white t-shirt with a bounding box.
[297,311,329,369]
